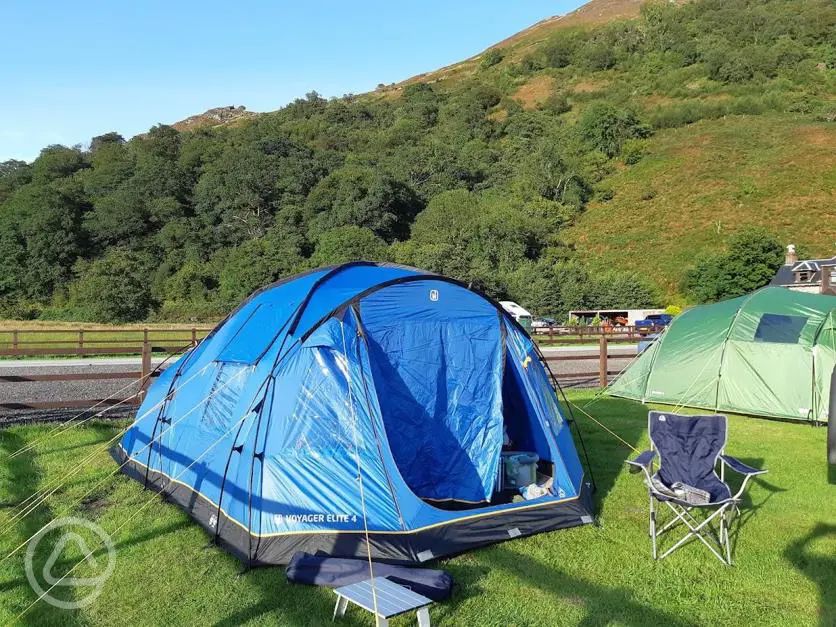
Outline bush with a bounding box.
[578,103,652,157]
[542,30,585,68]
[621,138,649,165]
[480,48,505,69]
[540,92,572,114]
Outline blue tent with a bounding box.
[116,263,593,565]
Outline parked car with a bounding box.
[635,313,674,335]
[531,317,557,333]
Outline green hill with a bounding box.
[567,114,836,298]
[0,0,833,322]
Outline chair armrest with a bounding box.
[720,455,766,476]
[626,450,656,473]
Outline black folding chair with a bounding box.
[626,411,766,565]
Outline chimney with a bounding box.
[785,244,798,266]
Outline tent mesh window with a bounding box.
[200,363,248,432]
[754,313,808,344]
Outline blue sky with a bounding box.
[1,1,585,162]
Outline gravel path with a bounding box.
[0,358,168,424]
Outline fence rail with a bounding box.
[533,324,665,343]
[0,324,658,412]
[0,326,213,411]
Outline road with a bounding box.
[0,344,639,423]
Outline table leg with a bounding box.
[417,607,431,627]
[333,596,348,620]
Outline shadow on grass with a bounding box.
[211,569,365,627]
[0,431,85,624]
[785,523,836,627]
[480,544,701,626]
[562,395,651,508]
[0,519,193,596]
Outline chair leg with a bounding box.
[724,506,736,565]
[650,496,657,559]
[658,503,731,565]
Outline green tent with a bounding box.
[609,287,836,422]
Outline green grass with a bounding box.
[0,392,833,625]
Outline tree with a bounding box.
[682,227,784,303]
[30,145,87,183]
[2,181,89,299]
[305,165,421,242]
[68,249,156,322]
[310,226,389,267]
[577,104,651,158]
[0,160,32,204]
[215,225,306,305]
[90,132,125,152]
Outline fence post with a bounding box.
[191,327,197,347]
[78,330,84,353]
[140,336,152,404]
[12,330,18,354]
[599,335,608,388]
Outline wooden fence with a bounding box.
[532,324,664,343]
[541,335,649,388]
[0,324,659,412]
[0,326,213,411]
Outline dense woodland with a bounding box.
[0,0,832,322]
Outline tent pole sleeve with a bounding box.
[244,380,271,568]
[212,399,258,544]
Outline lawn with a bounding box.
[0,391,832,626]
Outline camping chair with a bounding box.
[626,411,766,565]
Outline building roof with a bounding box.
[769,256,836,287]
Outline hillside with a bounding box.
[0,0,834,323]
[379,0,661,93]
[169,106,258,132]
[567,115,836,297]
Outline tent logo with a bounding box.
[429,289,439,302]
[25,517,115,610]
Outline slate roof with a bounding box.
[770,257,836,287]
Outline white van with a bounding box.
[500,301,533,330]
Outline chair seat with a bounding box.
[651,472,731,506]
